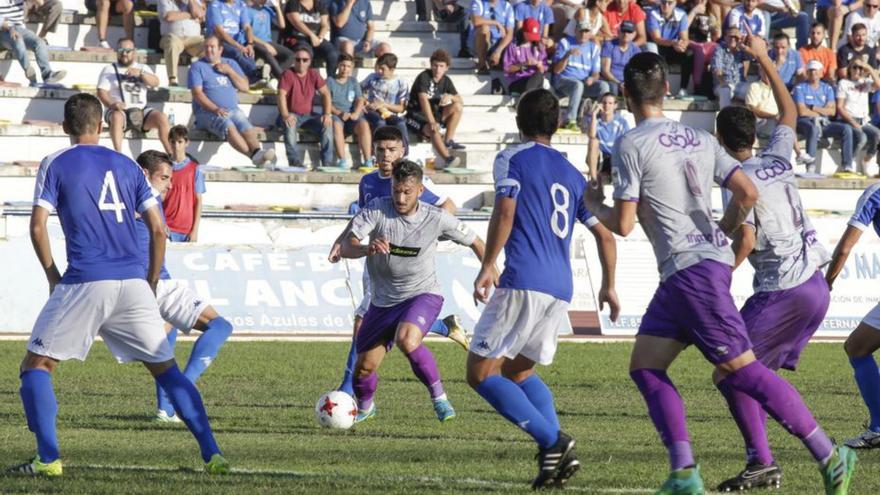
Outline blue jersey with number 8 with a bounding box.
[493,141,595,302]
[33,144,159,284]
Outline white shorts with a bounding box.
[470,288,569,366]
[862,303,880,329]
[156,279,209,331]
[28,279,173,364]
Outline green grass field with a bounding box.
[0,340,877,494]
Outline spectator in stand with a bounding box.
[770,31,804,88]
[762,0,810,49]
[553,0,585,39]
[794,59,856,175]
[206,0,265,85]
[712,25,749,107]
[96,38,170,154]
[799,22,837,81]
[723,0,768,39]
[405,49,465,169]
[646,0,690,94]
[85,0,133,48]
[248,0,295,84]
[604,0,647,46]
[164,125,205,242]
[563,0,612,41]
[514,0,555,49]
[24,0,61,40]
[158,0,205,87]
[841,0,880,49]
[837,58,880,174]
[361,52,410,150]
[685,0,717,98]
[277,43,334,169]
[817,0,861,49]
[189,35,276,167]
[553,19,609,131]
[327,53,372,168]
[0,0,65,86]
[503,18,550,95]
[329,0,376,58]
[837,23,877,79]
[745,64,813,163]
[470,0,516,74]
[430,0,472,57]
[585,91,629,177]
[601,20,639,94]
[281,0,339,76]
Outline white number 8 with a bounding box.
[99,170,126,223]
[550,183,570,238]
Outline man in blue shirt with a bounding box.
[189,35,276,167]
[329,0,376,57]
[794,59,856,175]
[770,32,804,88]
[553,19,609,132]
[646,0,690,94]
[205,0,263,84]
[470,0,515,74]
[468,88,619,490]
[514,0,554,49]
[8,93,228,476]
[586,92,630,177]
[601,21,640,95]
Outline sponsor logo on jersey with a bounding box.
[389,244,421,257]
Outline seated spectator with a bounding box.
[470,0,516,74]
[164,125,205,242]
[514,0,554,49]
[85,0,133,49]
[646,0,690,94]
[841,0,880,49]
[601,20,639,94]
[762,0,809,49]
[604,0,647,46]
[563,0,612,40]
[770,31,804,88]
[327,53,372,168]
[189,35,276,167]
[816,0,860,49]
[799,22,837,82]
[24,0,61,40]
[277,43,334,169]
[503,19,550,95]
[361,53,410,150]
[430,0,472,57]
[248,0,296,83]
[745,64,813,163]
[585,92,629,176]
[685,0,716,98]
[723,0,768,39]
[206,0,265,85]
[405,49,465,169]
[0,1,64,86]
[281,0,339,76]
[552,0,584,39]
[329,0,376,58]
[794,59,855,175]
[553,19,609,131]
[837,23,877,80]
[712,26,749,107]
[837,58,880,174]
[158,0,205,87]
[96,38,170,154]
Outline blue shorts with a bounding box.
[332,115,366,135]
[195,107,253,139]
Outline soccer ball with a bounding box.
[315,391,357,429]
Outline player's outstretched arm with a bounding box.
[29,206,61,294]
[589,222,620,321]
[340,233,390,258]
[826,225,863,289]
[717,169,758,236]
[329,218,357,263]
[474,197,514,303]
[583,182,637,236]
[740,25,796,130]
[141,205,166,294]
[731,224,756,269]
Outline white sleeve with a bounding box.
[97,66,114,92]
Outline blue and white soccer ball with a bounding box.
[315,391,357,429]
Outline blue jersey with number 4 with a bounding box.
[33,144,159,284]
[494,142,596,302]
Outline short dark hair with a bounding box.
[136,150,173,175]
[338,52,355,65]
[430,49,451,66]
[716,106,756,153]
[373,125,404,143]
[852,22,868,34]
[168,124,189,142]
[600,91,617,101]
[293,42,314,57]
[117,37,134,47]
[64,93,102,137]
[811,21,826,30]
[516,89,559,139]
[376,53,398,69]
[392,160,423,184]
[773,32,790,42]
[623,52,667,106]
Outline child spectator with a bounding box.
[585,92,629,177]
[361,53,410,151]
[163,125,206,242]
[327,53,372,169]
[503,19,550,95]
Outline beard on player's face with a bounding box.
[392,179,423,215]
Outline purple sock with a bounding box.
[717,381,774,465]
[631,369,695,470]
[353,372,378,411]
[722,361,833,463]
[405,345,445,399]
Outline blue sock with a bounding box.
[155,365,220,462]
[183,317,233,384]
[20,369,60,463]
[476,375,558,448]
[338,337,357,396]
[156,329,178,416]
[518,374,560,433]
[429,318,449,337]
[850,355,880,432]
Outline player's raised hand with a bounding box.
[328,242,342,263]
[473,265,499,304]
[598,286,620,322]
[739,23,768,59]
[367,236,390,256]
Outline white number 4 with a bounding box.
[99,170,126,223]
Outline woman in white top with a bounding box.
[564,0,612,40]
[837,58,880,174]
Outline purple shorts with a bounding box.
[741,271,829,371]
[355,293,443,354]
[640,260,752,365]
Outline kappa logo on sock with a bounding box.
[31,338,44,348]
[477,340,490,351]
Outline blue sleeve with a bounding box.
[850,187,880,231]
[601,41,611,58]
[206,2,221,34]
[494,150,523,199]
[188,63,203,88]
[514,3,526,21]
[241,2,252,26]
[353,79,363,98]
[678,11,689,33]
[357,180,366,208]
[470,0,482,16]
[419,188,441,205]
[33,157,60,211]
[825,84,836,104]
[792,84,805,104]
[195,166,207,194]
[366,0,372,19]
[228,58,245,77]
[590,43,600,73]
[646,12,659,33]
[503,4,515,29]
[554,39,569,62]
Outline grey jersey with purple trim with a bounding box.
[349,197,477,307]
[736,125,830,292]
[612,117,740,281]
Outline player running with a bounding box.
[8,94,228,476]
[714,32,833,491]
[338,160,489,423]
[583,52,856,495]
[134,150,234,424]
[469,88,620,490]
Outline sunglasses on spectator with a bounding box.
[117,48,135,54]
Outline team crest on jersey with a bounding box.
[389,244,420,257]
